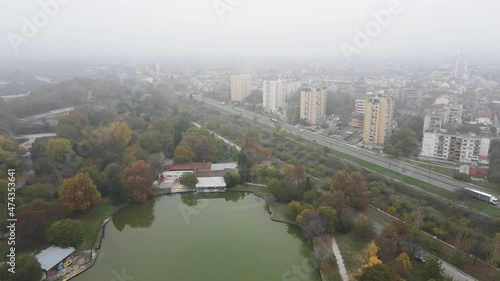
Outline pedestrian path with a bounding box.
[331,237,349,281]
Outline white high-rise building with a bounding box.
[263,80,285,112]
[453,53,468,79]
[230,74,252,102]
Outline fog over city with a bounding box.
[1,0,500,64]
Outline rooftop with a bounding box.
[196,177,226,188]
[35,246,75,271]
[211,162,237,171]
[169,162,212,171]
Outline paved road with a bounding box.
[15,133,57,149]
[197,96,480,280]
[194,96,500,210]
[20,106,74,123]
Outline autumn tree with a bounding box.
[287,201,305,221]
[297,209,325,238]
[102,122,132,148]
[240,129,268,162]
[17,206,48,249]
[59,172,102,213]
[396,252,412,277]
[281,163,305,185]
[329,171,369,211]
[47,219,84,247]
[121,160,153,203]
[57,111,89,141]
[380,220,410,255]
[180,173,198,188]
[359,264,402,281]
[0,135,22,171]
[364,241,383,268]
[353,217,375,240]
[173,143,195,163]
[455,217,471,250]
[47,138,74,165]
[346,171,369,211]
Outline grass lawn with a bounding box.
[73,199,126,251]
[333,234,370,280]
[313,236,342,281]
[233,184,271,198]
[400,158,457,178]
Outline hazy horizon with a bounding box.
[1,0,500,64]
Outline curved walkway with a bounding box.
[331,237,349,281]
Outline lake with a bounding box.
[72,192,321,281]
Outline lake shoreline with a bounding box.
[64,188,322,281]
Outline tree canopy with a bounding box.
[59,172,102,213]
[47,219,84,247]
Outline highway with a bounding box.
[195,96,500,210]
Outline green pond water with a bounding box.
[73,192,321,281]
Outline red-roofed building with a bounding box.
[169,162,212,171]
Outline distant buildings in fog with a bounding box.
[263,80,285,112]
[230,74,252,101]
[453,53,468,79]
[263,80,302,112]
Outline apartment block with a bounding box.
[421,132,490,165]
[354,99,366,114]
[362,95,394,146]
[423,104,462,132]
[230,74,252,101]
[402,88,422,110]
[263,80,285,112]
[300,87,326,125]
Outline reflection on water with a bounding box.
[112,198,156,231]
[73,192,321,281]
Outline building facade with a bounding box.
[423,104,462,132]
[263,80,285,112]
[453,53,468,79]
[354,99,366,114]
[300,87,326,125]
[362,95,394,146]
[402,88,422,110]
[230,74,252,102]
[421,132,490,165]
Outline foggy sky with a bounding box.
[1,0,499,63]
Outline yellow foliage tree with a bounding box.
[59,172,102,213]
[396,252,412,272]
[103,122,132,148]
[364,241,383,268]
[47,138,74,164]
